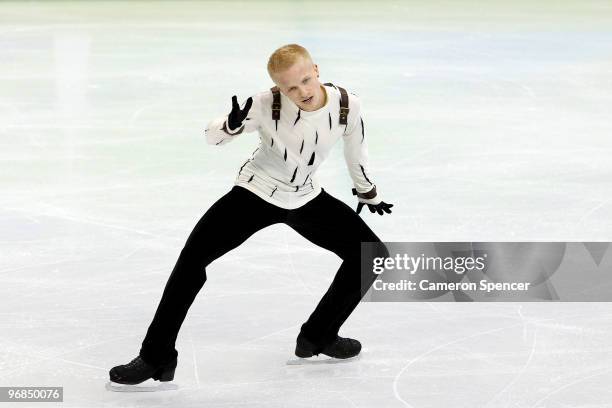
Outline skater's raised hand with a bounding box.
[227,95,253,131]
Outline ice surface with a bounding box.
[1,1,612,407]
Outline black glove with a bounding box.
[352,187,393,215]
[357,201,394,215]
[227,95,253,131]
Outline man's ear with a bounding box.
[270,72,279,86]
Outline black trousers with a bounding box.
[139,186,383,366]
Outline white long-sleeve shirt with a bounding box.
[205,83,377,209]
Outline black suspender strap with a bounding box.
[271,86,281,121]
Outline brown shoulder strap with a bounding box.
[323,82,337,90]
[324,83,350,125]
[270,86,281,121]
[337,86,349,125]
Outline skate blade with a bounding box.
[106,381,179,392]
[286,354,361,366]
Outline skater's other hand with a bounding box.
[352,188,393,216]
[356,201,393,216]
[227,95,253,131]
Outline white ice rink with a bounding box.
[1,1,612,407]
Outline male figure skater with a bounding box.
[109,44,392,385]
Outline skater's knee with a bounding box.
[178,244,218,269]
[335,241,387,262]
[173,249,210,286]
[377,242,390,259]
[330,228,387,262]
[354,233,389,260]
[365,232,389,259]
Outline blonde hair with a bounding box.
[267,44,313,79]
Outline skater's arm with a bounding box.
[343,95,393,215]
[342,95,377,198]
[205,95,260,146]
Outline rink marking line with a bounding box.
[53,357,106,371]
[1,348,107,378]
[423,302,456,322]
[0,333,143,380]
[4,204,178,241]
[0,178,207,206]
[392,323,523,408]
[338,392,359,408]
[579,198,610,223]
[189,331,201,389]
[482,330,538,408]
[3,123,194,131]
[391,310,595,408]
[0,304,150,315]
[529,366,612,408]
[176,374,396,391]
[240,323,302,346]
[518,306,528,342]
[0,257,93,275]
[282,227,314,296]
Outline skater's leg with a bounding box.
[139,186,285,365]
[286,189,388,350]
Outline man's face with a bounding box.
[272,57,325,112]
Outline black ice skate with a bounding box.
[109,356,177,385]
[292,334,362,364]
